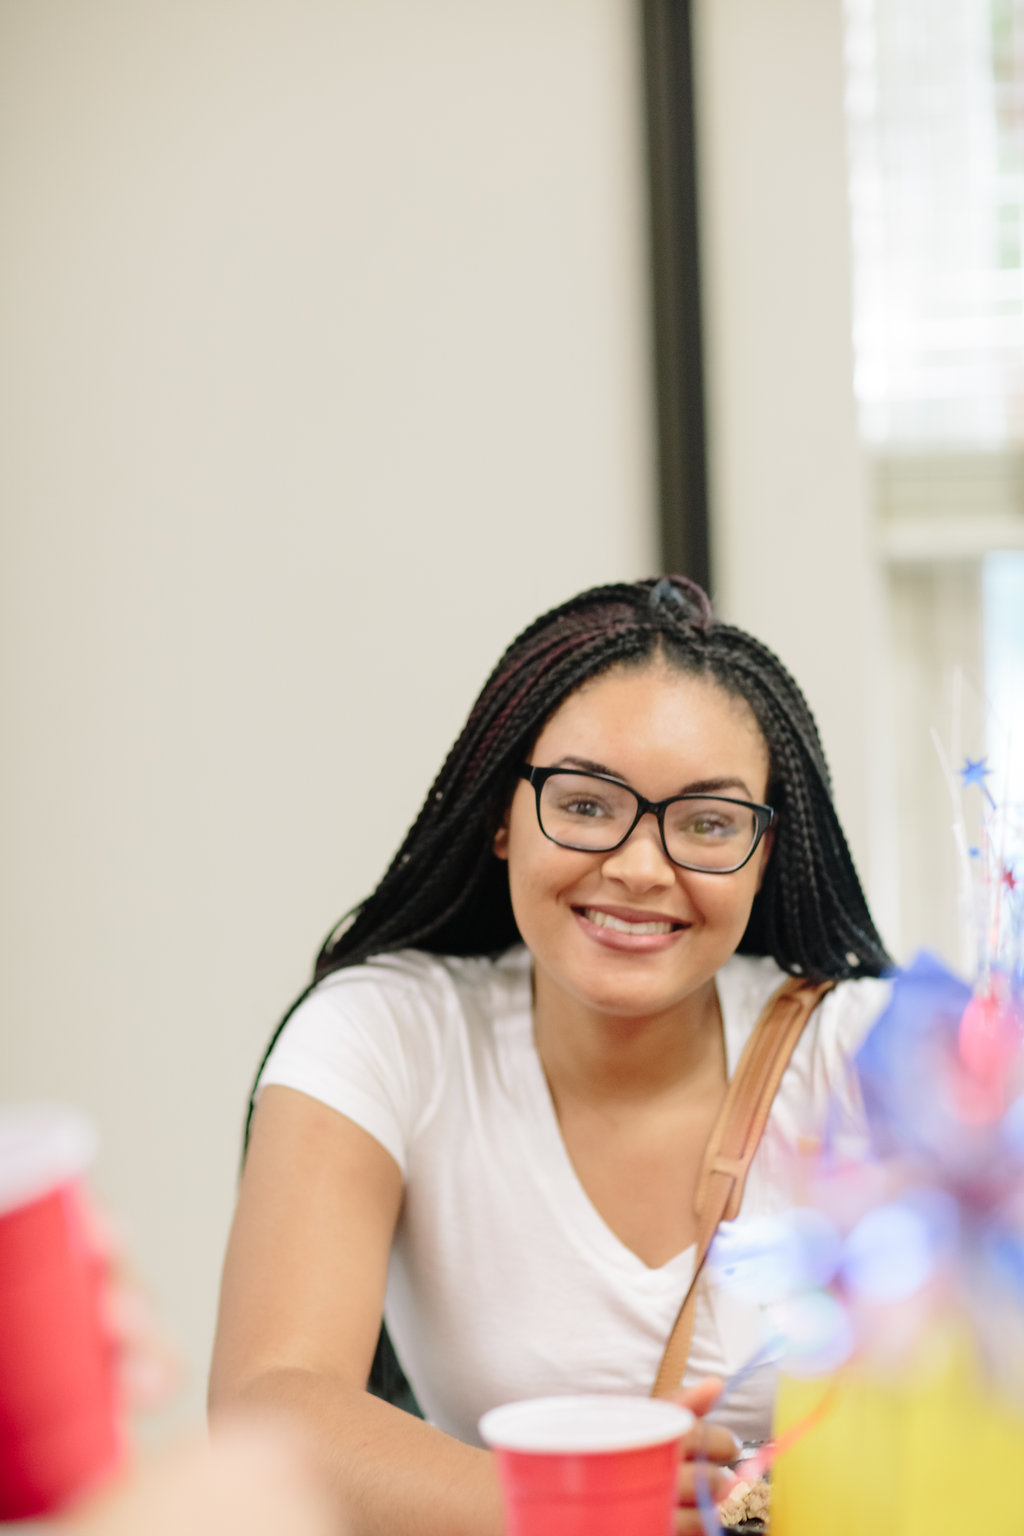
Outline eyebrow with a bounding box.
[552,755,756,800]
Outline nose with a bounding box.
[599,811,675,890]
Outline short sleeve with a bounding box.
[718,955,893,1161]
[803,974,892,1154]
[255,953,449,1175]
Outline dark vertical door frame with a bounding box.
[642,0,711,591]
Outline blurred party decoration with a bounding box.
[706,724,1024,1534]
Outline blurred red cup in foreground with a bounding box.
[0,1104,122,1520]
[479,1394,694,1536]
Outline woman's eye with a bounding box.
[678,811,739,839]
[562,796,609,819]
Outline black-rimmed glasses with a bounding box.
[519,765,774,874]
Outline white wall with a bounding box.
[0,0,656,1431]
[693,0,896,944]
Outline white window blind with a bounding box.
[983,550,1024,805]
[845,0,1024,449]
[842,0,1024,966]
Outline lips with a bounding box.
[579,907,679,936]
[571,904,688,955]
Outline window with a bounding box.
[844,0,1024,967]
[984,550,1024,808]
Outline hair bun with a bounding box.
[648,575,713,631]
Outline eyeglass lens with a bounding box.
[536,772,760,871]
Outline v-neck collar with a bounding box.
[491,948,699,1288]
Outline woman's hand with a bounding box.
[71,1416,337,1536]
[670,1378,741,1536]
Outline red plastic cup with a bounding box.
[0,1104,122,1520]
[479,1394,694,1536]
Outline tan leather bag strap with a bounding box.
[650,976,834,1399]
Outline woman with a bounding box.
[209,576,891,1536]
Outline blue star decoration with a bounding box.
[960,756,996,805]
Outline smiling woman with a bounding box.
[495,668,774,1029]
[208,577,892,1536]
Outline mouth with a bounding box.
[573,906,689,947]
[580,897,684,933]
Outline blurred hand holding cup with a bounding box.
[0,1104,122,1520]
[479,1394,694,1536]
[70,1417,339,1536]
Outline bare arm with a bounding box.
[208,1086,503,1536]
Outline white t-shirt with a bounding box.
[257,946,888,1444]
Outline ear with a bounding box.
[493,818,510,861]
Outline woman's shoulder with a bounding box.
[277,944,531,1058]
[719,956,892,1154]
[258,946,530,1167]
[718,953,891,1058]
[309,943,529,1011]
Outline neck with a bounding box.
[532,975,726,1107]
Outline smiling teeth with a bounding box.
[583,909,675,935]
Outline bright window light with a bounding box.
[983,551,1024,807]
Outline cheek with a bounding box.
[688,868,762,929]
[734,869,764,927]
[503,830,594,930]
[503,856,554,951]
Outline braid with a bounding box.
[252,577,890,1073]
[250,574,890,1113]
[315,614,665,976]
[270,573,888,1003]
[699,629,889,981]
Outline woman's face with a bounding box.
[493,662,772,1024]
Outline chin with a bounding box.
[566,976,693,1021]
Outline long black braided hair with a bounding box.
[248,574,891,1409]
